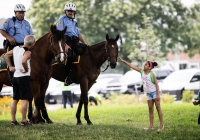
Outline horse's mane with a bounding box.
[90,41,106,47]
[36,32,50,43]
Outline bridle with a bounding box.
[101,41,118,72]
[49,35,66,61]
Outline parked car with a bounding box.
[161,69,200,100]
[99,70,141,97]
[71,73,123,102]
[100,69,172,98]
[152,69,173,83]
[0,85,13,97]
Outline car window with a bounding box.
[157,71,171,80]
[164,72,193,82]
[191,72,200,81]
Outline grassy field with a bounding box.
[0,102,199,140]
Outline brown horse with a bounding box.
[48,34,119,125]
[0,25,66,123]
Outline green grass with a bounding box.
[0,103,199,140]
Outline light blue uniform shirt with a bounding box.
[0,17,33,43]
[56,15,80,37]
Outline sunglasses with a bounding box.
[67,10,74,13]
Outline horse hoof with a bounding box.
[87,122,93,125]
[46,119,53,124]
[76,122,83,125]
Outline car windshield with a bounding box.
[164,72,193,82]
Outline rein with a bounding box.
[87,42,111,72]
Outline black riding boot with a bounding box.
[64,49,73,86]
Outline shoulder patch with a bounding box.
[75,22,78,27]
[4,21,8,24]
[58,21,63,25]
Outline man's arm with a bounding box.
[78,34,87,45]
[0,30,16,45]
[5,50,13,67]
[5,50,15,72]
[21,51,31,72]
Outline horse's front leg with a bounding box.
[82,96,92,125]
[32,97,45,124]
[40,96,53,124]
[76,96,84,125]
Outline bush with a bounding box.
[103,93,138,105]
[161,93,174,103]
[0,96,22,115]
[181,90,194,103]
[139,93,147,104]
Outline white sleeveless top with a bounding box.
[13,46,31,77]
[141,72,156,93]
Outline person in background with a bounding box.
[56,2,88,86]
[193,90,200,125]
[119,57,164,131]
[5,35,35,126]
[88,91,102,106]
[62,82,73,108]
[0,4,33,82]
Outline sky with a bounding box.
[0,0,199,48]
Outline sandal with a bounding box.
[157,125,164,131]
[11,121,19,125]
[143,127,154,130]
[20,121,32,126]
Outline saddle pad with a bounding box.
[0,53,7,72]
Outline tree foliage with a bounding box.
[27,0,200,73]
[128,13,164,67]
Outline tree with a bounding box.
[27,0,198,73]
[128,13,164,67]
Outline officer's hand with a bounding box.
[7,36,16,45]
[9,67,15,72]
[65,44,71,52]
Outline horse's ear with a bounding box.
[106,34,109,41]
[50,25,55,33]
[115,34,120,41]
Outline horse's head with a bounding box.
[106,34,120,68]
[50,25,66,64]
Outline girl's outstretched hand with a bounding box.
[118,57,124,62]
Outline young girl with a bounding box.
[119,57,164,131]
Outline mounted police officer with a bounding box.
[56,2,88,86]
[0,4,33,82]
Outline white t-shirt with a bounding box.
[141,72,156,93]
[13,46,31,77]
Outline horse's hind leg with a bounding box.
[40,96,53,124]
[76,97,83,125]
